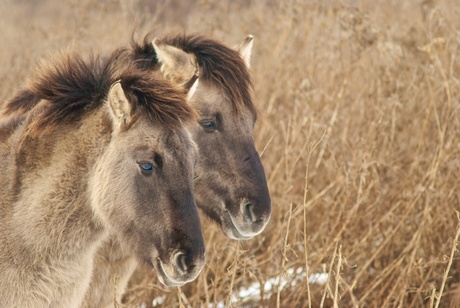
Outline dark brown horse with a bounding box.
[0,50,204,307]
[131,33,272,240]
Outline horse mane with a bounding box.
[3,33,256,126]
[17,48,194,135]
[2,89,41,117]
[130,33,257,117]
[0,114,26,142]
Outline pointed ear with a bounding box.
[107,82,132,128]
[152,39,197,84]
[186,77,199,101]
[236,34,254,68]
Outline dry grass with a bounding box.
[1,0,460,307]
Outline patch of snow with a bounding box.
[214,301,225,308]
[308,272,329,284]
[152,296,165,307]
[155,268,328,306]
[236,267,328,302]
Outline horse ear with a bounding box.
[107,82,132,128]
[152,39,197,84]
[236,34,254,68]
[187,78,199,101]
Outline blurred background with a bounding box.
[1,0,459,306]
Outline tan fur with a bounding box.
[0,106,111,307]
[0,52,204,307]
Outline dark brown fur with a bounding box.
[3,34,254,120]
[2,89,41,116]
[3,49,196,135]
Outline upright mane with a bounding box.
[18,49,194,135]
[131,34,257,117]
[2,89,41,116]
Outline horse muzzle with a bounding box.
[154,249,205,287]
[222,198,271,240]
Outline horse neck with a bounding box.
[0,106,111,261]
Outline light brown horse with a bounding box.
[1,34,271,306]
[90,34,271,306]
[0,50,205,307]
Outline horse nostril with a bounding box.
[174,252,189,274]
[244,203,255,223]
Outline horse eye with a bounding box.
[138,162,155,174]
[200,120,217,132]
